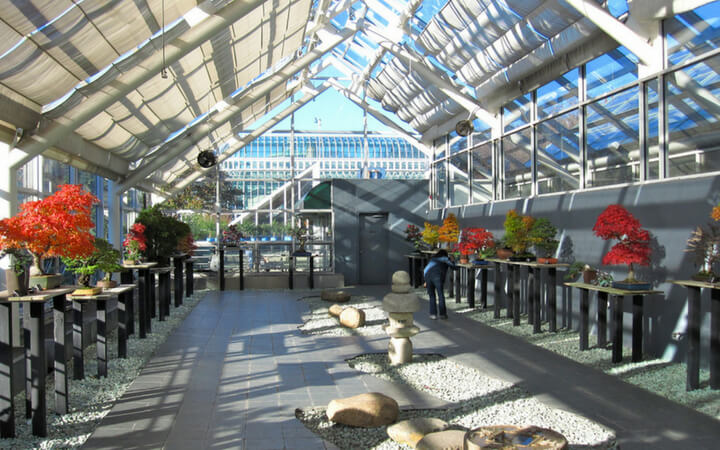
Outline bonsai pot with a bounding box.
[582,269,597,284]
[472,259,489,265]
[96,279,118,289]
[537,257,558,264]
[509,254,536,262]
[459,255,470,264]
[72,286,103,296]
[30,273,63,289]
[496,248,513,259]
[612,280,652,290]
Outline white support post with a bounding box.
[108,181,123,251]
[1,141,20,345]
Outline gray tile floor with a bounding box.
[83,286,720,449]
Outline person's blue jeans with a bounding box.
[425,272,446,317]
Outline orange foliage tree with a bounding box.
[438,213,460,245]
[0,184,98,275]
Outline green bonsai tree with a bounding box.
[63,238,122,287]
[530,218,559,258]
[504,210,535,256]
[136,206,192,264]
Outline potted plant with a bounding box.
[459,227,494,264]
[530,218,559,264]
[421,222,440,250]
[404,224,424,253]
[438,213,460,248]
[135,206,191,265]
[177,233,197,256]
[290,224,310,254]
[0,247,32,295]
[565,262,598,284]
[504,210,535,261]
[123,223,147,265]
[593,205,652,290]
[686,223,720,282]
[63,238,122,293]
[223,224,244,247]
[495,236,513,260]
[0,184,98,289]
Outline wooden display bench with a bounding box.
[455,262,494,309]
[565,282,663,363]
[671,280,720,390]
[121,262,157,339]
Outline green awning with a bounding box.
[303,181,331,209]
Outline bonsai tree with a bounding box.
[223,224,244,246]
[438,213,460,246]
[458,227,495,258]
[177,233,197,256]
[686,223,720,281]
[135,206,192,264]
[239,220,259,239]
[421,222,440,249]
[0,184,98,276]
[404,224,424,251]
[592,205,651,284]
[530,218,559,258]
[504,210,535,256]
[123,223,147,263]
[0,247,32,294]
[63,238,122,287]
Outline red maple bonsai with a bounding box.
[592,205,651,283]
[0,184,98,276]
[459,227,495,257]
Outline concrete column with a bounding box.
[1,142,20,346]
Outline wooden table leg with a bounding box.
[548,268,557,332]
[611,295,624,363]
[148,272,156,319]
[532,268,541,333]
[632,295,644,362]
[23,306,30,420]
[185,260,194,297]
[239,248,244,291]
[309,256,314,289]
[506,264,514,320]
[120,271,135,336]
[481,268,488,309]
[528,267,535,326]
[289,256,294,289]
[118,291,127,359]
[493,263,502,319]
[455,268,461,304]
[597,292,608,348]
[467,267,476,309]
[138,268,148,338]
[97,299,107,377]
[686,286,701,390]
[512,266,521,326]
[219,248,225,291]
[174,258,183,307]
[0,301,15,438]
[53,295,69,415]
[711,289,720,389]
[28,302,47,436]
[579,288,589,351]
[72,300,85,380]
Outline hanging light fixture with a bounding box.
[161,0,168,79]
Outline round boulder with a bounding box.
[321,290,351,303]
[387,418,449,448]
[417,429,467,450]
[339,307,366,328]
[326,392,399,427]
[328,304,344,317]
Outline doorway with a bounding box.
[359,212,389,284]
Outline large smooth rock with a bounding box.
[328,304,344,317]
[326,393,399,427]
[387,418,449,448]
[416,430,467,450]
[339,307,366,328]
[465,425,568,449]
[321,290,351,303]
[383,292,420,313]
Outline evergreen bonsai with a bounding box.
[530,218,559,259]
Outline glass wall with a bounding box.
[431,2,720,208]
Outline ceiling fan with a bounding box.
[197,150,217,168]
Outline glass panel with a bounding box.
[471,141,493,203]
[42,158,70,193]
[586,46,638,98]
[536,110,580,194]
[666,54,720,177]
[503,93,532,132]
[434,136,446,159]
[537,68,579,119]
[646,79,660,179]
[586,86,640,187]
[433,160,447,208]
[503,129,532,199]
[666,1,720,66]
[471,118,492,145]
[449,130,467,155]
[449,152,469,206]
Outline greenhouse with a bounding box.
[1,0,720,448]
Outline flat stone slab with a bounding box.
[465,425,568,449]
[387,418,450,447]
[321,290,351,303]
[327,392,399,427]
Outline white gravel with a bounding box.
[297,353,616,449]
[0,289,208,449]
[299,295,386,336]
[444,297,720,420]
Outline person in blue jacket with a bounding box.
[423,249,456,319]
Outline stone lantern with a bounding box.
[383,271,420,365]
